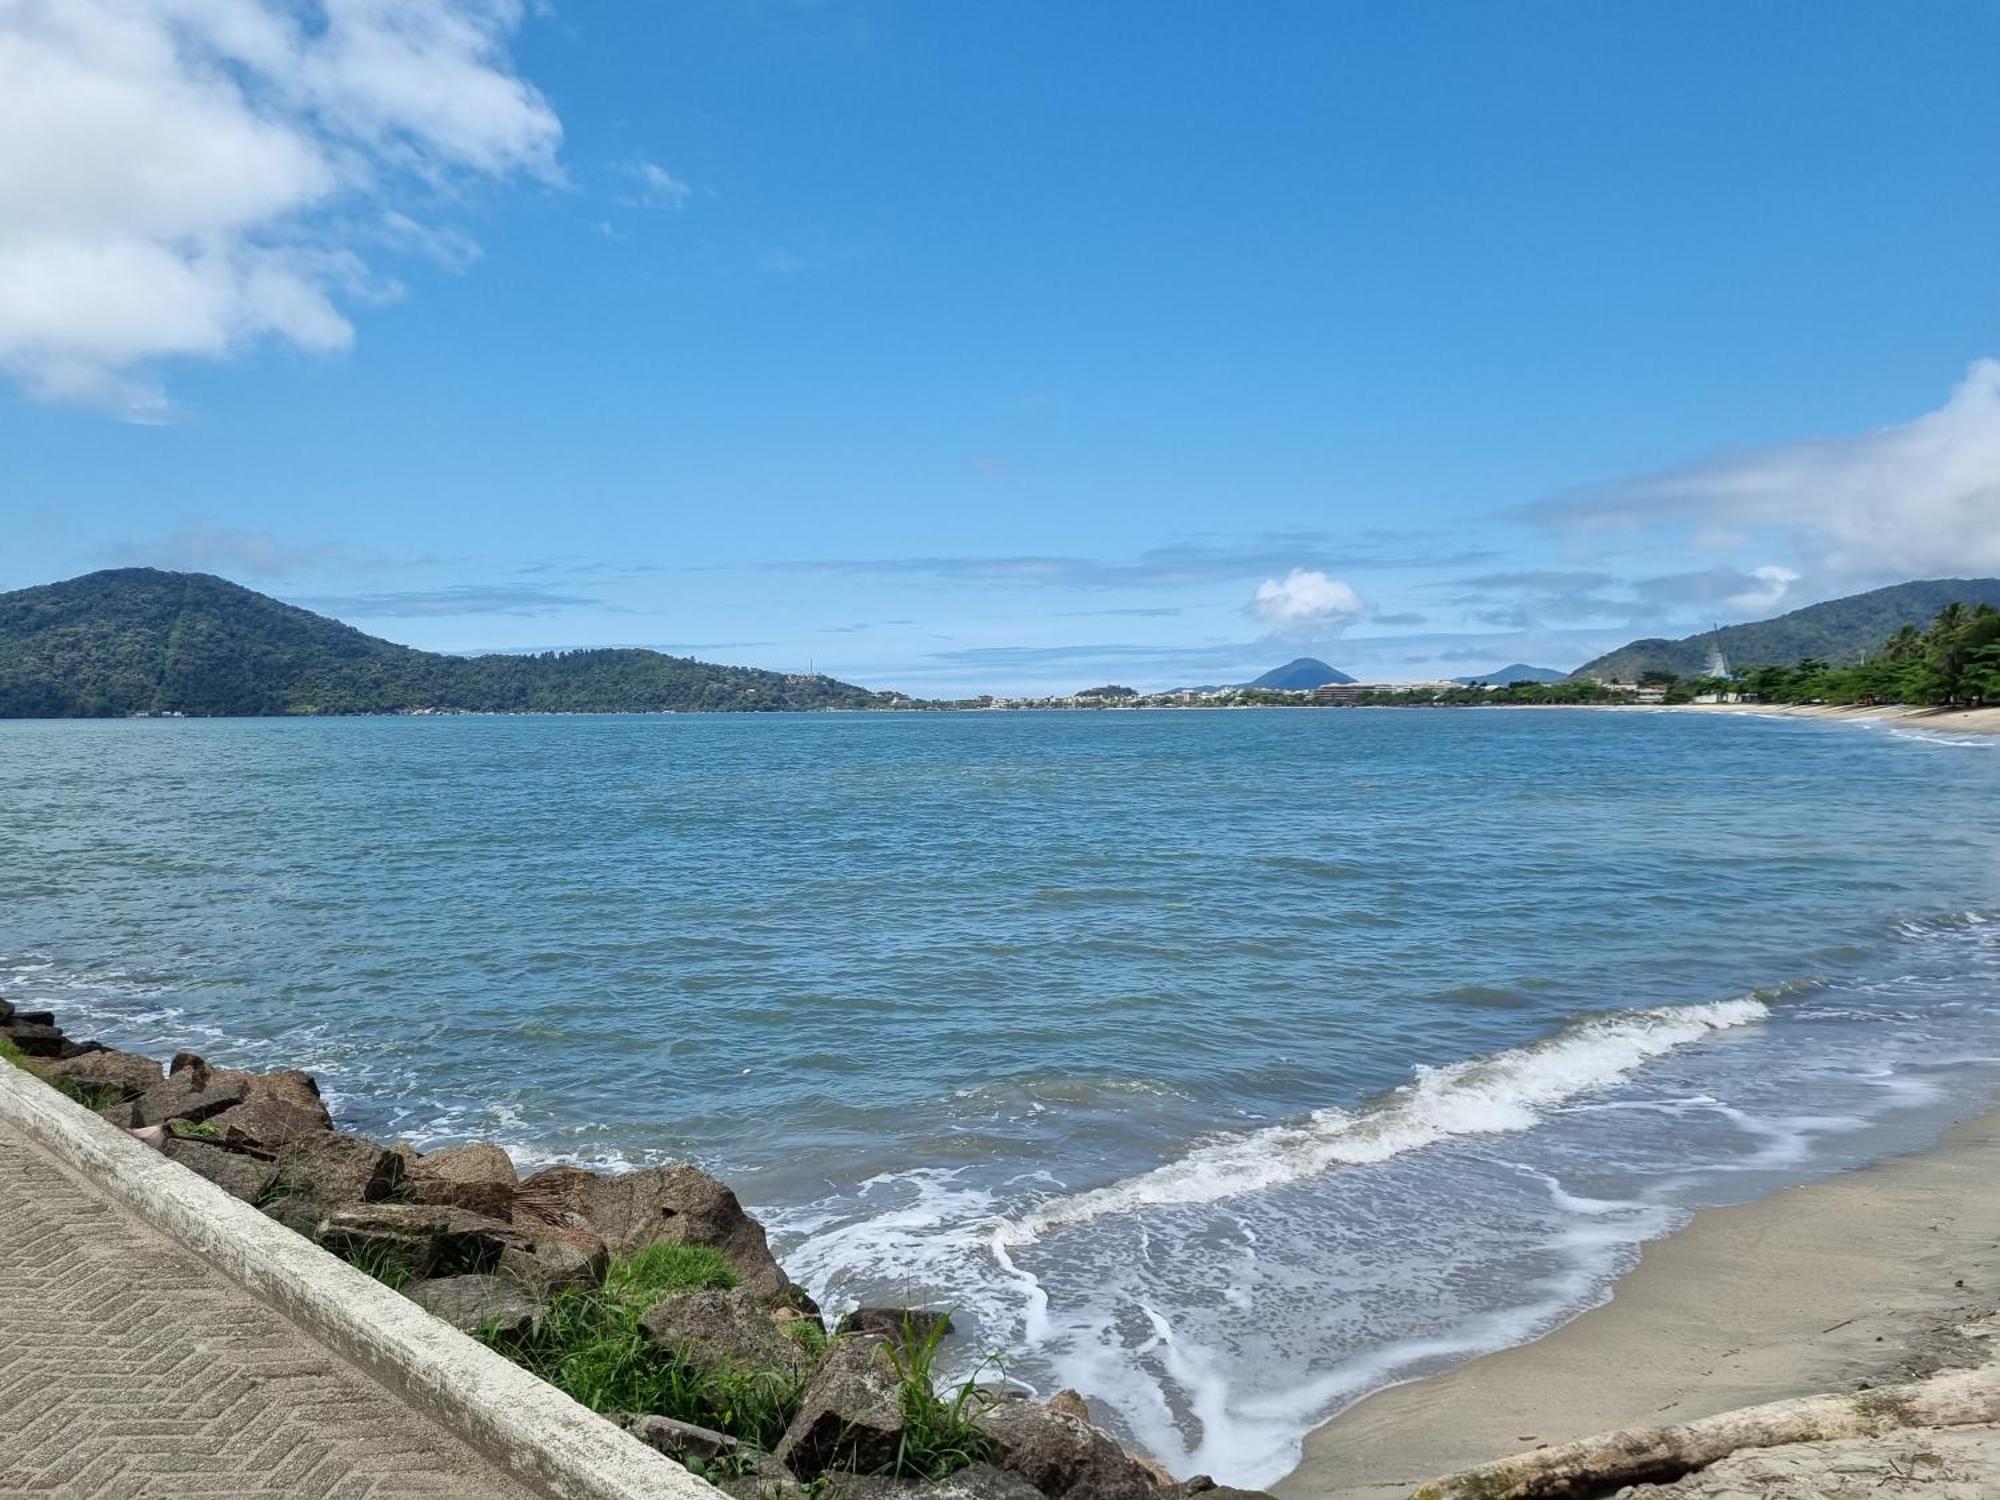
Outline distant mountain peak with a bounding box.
[1245,657,1355,690]
[1452,663,1566,686]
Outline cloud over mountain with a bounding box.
[1523,360,2000,580]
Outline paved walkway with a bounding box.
[0,1118,537,1500]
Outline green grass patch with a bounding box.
[477,1281,803,1448]
[0,1038,121,1111]
[49,1077,124,1111]
[604,1243,739,1307]
[881,1316,992,1480]
[169,1118,222,1140]
[332,1236,423,1291]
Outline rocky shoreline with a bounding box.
[0,997,1264,1500]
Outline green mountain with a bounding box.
[0,569,895,717]
[1246,657,1355,690]
[1452,663,1566,686]
[1571,578,2000,681]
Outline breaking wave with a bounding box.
[1005,998,1769,1243]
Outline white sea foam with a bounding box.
[1004,998,1769,1243]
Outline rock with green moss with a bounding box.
[518,1162,802,1306]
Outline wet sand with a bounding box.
[1276,1106,2000,1500]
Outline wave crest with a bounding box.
[1004,997,1768,1243]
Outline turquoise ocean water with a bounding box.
[4,707,1998,1484]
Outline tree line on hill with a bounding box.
[1722,601,2000,706]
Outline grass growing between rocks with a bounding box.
[336,1236,422,1291]
[0,1038,125,1112]
[883,1316,993,1480]
[476,1245,801,1448]
[604,1243,739,1305]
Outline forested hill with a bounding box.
[0,569,896,717]
[1571,578,2000,681]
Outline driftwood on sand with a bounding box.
[1412,1363,2000,1499]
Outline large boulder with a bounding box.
[268,1129,404,1214]
[163,1137,279,1202]
[517,1162,798,1304]
[976,1402,1170,1500]
[43,1048,163,1100]
[406,1274,541,1339]
[405,1142,518,1219]
[182,1059,334,1148]
[640,1287,817,1385]
[773,1334,907,1479]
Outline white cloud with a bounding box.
[0,0,561,417]
[621,160,692,209]
[1248,569,1365,637]
[1526,360,2000,580]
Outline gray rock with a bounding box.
[406,1274,541,1339]
[773,1334,906,1479]
[838,1307,956,1343]
[620,1412,740,1463]
[640,1287,818,1384]
[414,1141,518,1185]
[717,1454,811,1500]
[518,1162,800,1304]
[269,1129,404,1212]
[42,1048,164,1100]
[977,1401,1170,1500]
[1046,1391,1090,1423]
[922,1465,1052,1500]
[815,1462,1046,1500]
[406,1142,519,1219]
[2,1021,70,1059]
[212,1096,328,1150]
[318,1203,511,1279]
[123,1066,250,1128]
[496,1219,609,1289]
[163,1137,279,1202]
[198,1063,335,1147]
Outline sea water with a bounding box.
[4,707,1998,1485]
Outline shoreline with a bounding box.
[1276,1103,2000,1499]
[1653,701,2000,737]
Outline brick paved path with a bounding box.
[0,1119,536,1500]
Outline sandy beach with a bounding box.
[1276,1105,2000,1499]
[1665,702,2000,737]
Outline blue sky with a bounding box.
[5,1,1999,694]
